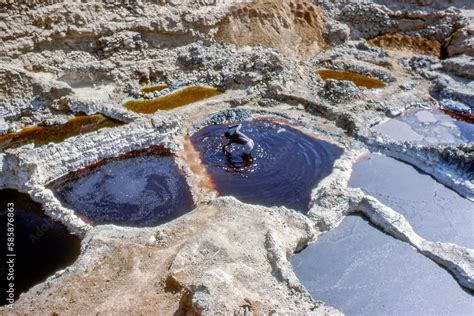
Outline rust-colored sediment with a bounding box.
[214,0,328,60]
[141,84,168,93]
[368,33,441,57]
[441,108,474,124]
[75,213,97,227]
[315,69,386,89]
[182,136,218,194]
[0,114,123,151]
[124,86,223,114]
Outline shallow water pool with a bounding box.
[315,69,385,89]
[291,214,474,315]
[373,108,473,144]
[0,189,81,305]
[349,153,474,248]
[191,120,343,212]
[50,150,194,227]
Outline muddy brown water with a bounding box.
[124,86,223,114]
[0,189,81,305]
[291,214,474,316]
[315,69,385,89]
[191,119,343,212]
[50,150,194,227]
[349,154,474,248]
[0,114,122,151]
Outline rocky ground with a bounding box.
[0,0,473,314]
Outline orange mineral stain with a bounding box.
[183,136,218,194]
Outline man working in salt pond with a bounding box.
[222,123,255,157]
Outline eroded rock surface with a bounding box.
[1,0,473,314]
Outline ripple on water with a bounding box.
[191,120,343,212]
[50,152,194,227]
[291,215,474,315]
[0,189,81,304]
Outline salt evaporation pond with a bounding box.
[124,86,222,114]
[51,150,194,227]
[315,69,385,89]
[191,119,343,212]
[349,154,474,248]
[0,114,122,151]
[373,108,473,144]
[291,215,474,316]
[0,189,81,304]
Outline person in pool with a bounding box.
[222,123,254,157]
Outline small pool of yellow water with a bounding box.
[124,86,223,114]
[315,69,385,89]
[0,114,123,150]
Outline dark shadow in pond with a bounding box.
[191,119,343,212]
[49,147,194,227]
[0,189,81,305]
[291,214,474,316]
[349,153,474,249]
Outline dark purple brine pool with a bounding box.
[191,119,343,212]
[0,189,81,305]
[50,151,194,227]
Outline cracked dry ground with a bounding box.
[0,0,473,315]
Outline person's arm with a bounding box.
[228,123,241,134]
[221,137,230,150]
[235,123,242,134]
